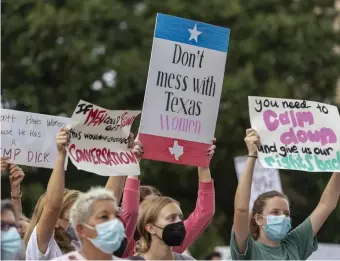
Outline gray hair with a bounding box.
[69,187,118,232]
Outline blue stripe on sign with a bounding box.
[154,13,230,53]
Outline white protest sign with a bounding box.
[139,13,230,167]
[1,109,70,169]
[249,96,340,172]
[234,155,283,209]
[67,100,141,176]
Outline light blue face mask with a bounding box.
[84,218,125,254]
[1,227,22,260]
[263,215,291,241]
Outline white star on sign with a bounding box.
[188,24,202,43]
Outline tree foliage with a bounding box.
[2,0,340,257]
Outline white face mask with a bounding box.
[1,227,22,260]
[83,219,125,254]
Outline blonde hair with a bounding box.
[24,189,79,253]
[135,196,179,255]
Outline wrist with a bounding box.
[248,152,257,157]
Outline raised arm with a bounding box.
[105,133,136,203]
[233,129,259,254]
[36,128,69,254]
[310,172,340,236]
[174,141,216,253]
[8,164,25,220]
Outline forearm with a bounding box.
[105,176,126,203]
[10,185,22,220]
[198,167,212,182]
[319,172,340,211]
[45,151,66,211]
[234,157,255,212]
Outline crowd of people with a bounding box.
[1,128,340,260]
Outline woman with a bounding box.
[25,128,80,260]
[1,200,22,260]
[25,128,140,259]
[231,128,340,260]
[125,139,216,256]
[131,196,194,260]
[52,187,125,260]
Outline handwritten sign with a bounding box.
[67,100,141,176]
[234,155,283,209]
[249,96,340,172]
[0,109,70,169]
[139,13,230,167]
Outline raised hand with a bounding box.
[56,128,70,152]
[208,138,216,158]
[244,128,260,157]
[9,164,25,188]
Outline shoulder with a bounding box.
[26,226,62,260]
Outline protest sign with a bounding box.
[67,100,141,176]
[249,96,340,172]
[1,109,70,169]
[234,155,282,209]
[139,13,230,167]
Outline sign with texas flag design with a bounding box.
[139,13,230,167]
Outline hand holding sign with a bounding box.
[67,100,141,176]
[56,128,70,153]
[244,129,260,157]
[249,96,340,172]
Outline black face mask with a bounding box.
[154,221,186,246]
[113,237,127,257]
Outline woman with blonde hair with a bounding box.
[129,196,194,260]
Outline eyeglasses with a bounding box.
[1,221,18,231]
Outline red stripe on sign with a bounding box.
[139,133,211,167]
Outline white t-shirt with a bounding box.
[26,226,79,260]
[52,251,119,260]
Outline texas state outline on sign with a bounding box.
[139,13,230,167]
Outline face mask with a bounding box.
[154,221,186,246]
[263,215,291,241]
[84,219,125,254]
[113,237,127,257]
[1,227,22,260]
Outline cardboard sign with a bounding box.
[139,13,230,167]
[234,155,283,209]
[249,96,340,172]
[67,100,141,176]
[1,109,70,169]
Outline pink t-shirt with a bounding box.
[124,180,215,256]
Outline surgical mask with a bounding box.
[113,237,127,257]
[154,221,186,246]
[263,215,291,241]
[84,219,125,254]
[1,227,22,260]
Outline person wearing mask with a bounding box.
[25,128,140,259]
[125,139,216,256]
[52,187,126,260]
[231,128,340,260]
[130,196,194,260]
[1,200,22,260]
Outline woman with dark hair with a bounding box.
[230,128,340,260]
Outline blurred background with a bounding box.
[1,0,340,259]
